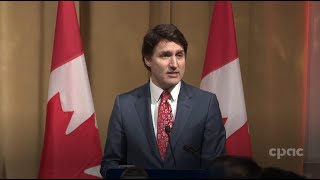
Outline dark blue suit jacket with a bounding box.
[100,81,226,178]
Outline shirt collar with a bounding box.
[150,78,181,102]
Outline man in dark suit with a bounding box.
[100,24,226,178]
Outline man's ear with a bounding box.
[144,57,151,67]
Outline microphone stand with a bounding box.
[165,125,177,169]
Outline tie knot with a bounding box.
[160,90,171,101]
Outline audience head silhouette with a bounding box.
[207,155,262,179]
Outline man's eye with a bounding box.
[176,53,184,58]
[160,53,171,57]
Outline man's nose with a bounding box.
[169,57,178,68]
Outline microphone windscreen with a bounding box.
[165,126,171,134]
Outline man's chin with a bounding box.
[163,80,180,89]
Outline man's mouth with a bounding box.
[167,72,179,77]
[167,71,178,74]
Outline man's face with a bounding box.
[145,40,186,90]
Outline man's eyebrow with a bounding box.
[159,51,173,54]
[159,50,184,54]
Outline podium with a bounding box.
[106,167,218,179]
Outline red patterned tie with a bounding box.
[157,90,174,160]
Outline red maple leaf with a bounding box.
[39,93,102,179]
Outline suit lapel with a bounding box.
[135,83,162,162]
[170,81,192,150]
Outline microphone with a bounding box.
[183,144,213,160]
[165,125,177,169]
[183,144,202,159]
[184,144,224,174]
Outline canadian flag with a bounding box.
[38,1,102,178]
[200,1,252,157]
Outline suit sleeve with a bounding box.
[100,96,127,178]
[201,94,226,169]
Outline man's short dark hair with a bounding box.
[141,24,188,71]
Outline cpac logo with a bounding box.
[269,148,303,159]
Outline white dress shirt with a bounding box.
[149,79,181,138]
